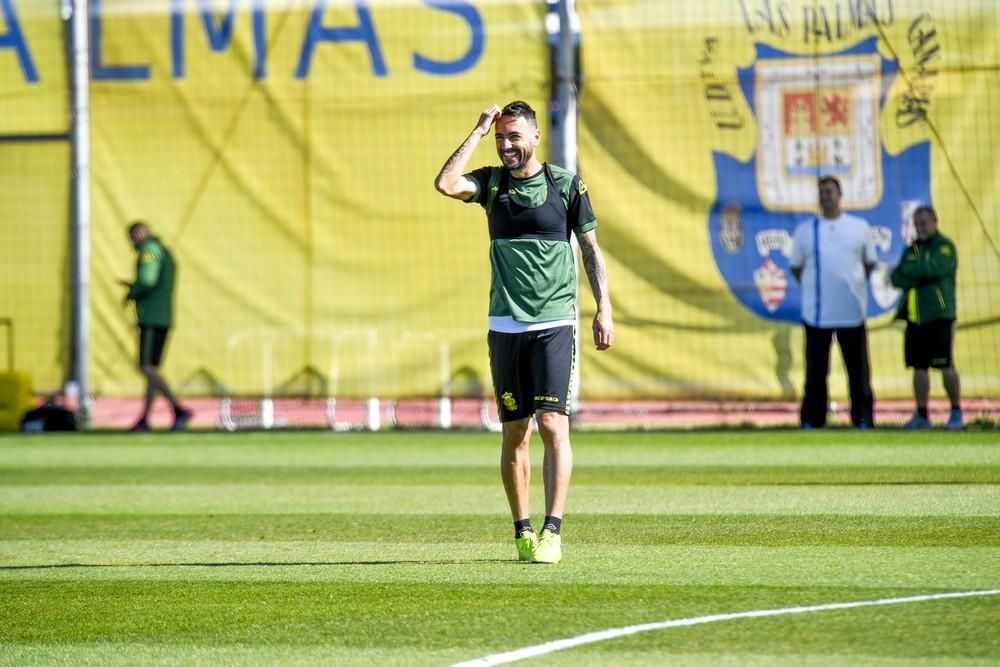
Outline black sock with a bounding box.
[917,406,928,419]
[513,519,534,538]
[951,404,961,412]
[542,515,562,535]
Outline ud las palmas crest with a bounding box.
[710,38,930,322]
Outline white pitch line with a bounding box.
[452,589,1000,666]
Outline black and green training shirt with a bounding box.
[464,163,596,323]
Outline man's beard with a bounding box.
[501,147,532,171]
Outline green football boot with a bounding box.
[515,530,538,562]
[531,528,561,564]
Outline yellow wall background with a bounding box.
[0,1,69,390]
[87,0,547,398]
[1,0,997,401]
[577,0,1000,400]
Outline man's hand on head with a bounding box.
[475,104,501,137]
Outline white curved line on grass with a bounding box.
[452,589,1000,666]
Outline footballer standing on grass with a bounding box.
[434,101,614,563]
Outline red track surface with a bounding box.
[68,396,999,431]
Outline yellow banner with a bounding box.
[0,1,68,390]
[0,0,67,133]
[577,0,1000,400]
[2,0,998,403]
[88,0,547,398]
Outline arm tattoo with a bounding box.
[440,135,478,178]
[580,237,610,308]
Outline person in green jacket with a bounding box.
[120,221,192,432]
[889,206,962,429]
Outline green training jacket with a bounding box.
[127,237,176,327]
[889,231,957,324]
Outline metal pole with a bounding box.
[547,0,582,417]
[550,0,578,171]
[438,342,452,429]
[66,0,92,427]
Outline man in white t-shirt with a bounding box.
[790,176,877,428]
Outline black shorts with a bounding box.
[905,319,954,369]
[488,325,575,422]
[139,326,170,367]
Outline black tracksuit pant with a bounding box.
[801,323,875,428]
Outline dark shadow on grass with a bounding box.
[0,559,513,571]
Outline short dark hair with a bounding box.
[818,175,842,193]
[913,205,937,221]
[128,220,148,236]
[501,100,537,128]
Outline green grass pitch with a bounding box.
[1,429,998,665]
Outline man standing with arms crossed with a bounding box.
[890,206,962,429]
[790,176,877,429]
[434,101,614,563]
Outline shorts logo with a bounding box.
[501,391,517,412]
[708,33,935,322]
[534,395,559,404]
[577,179,588,195]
